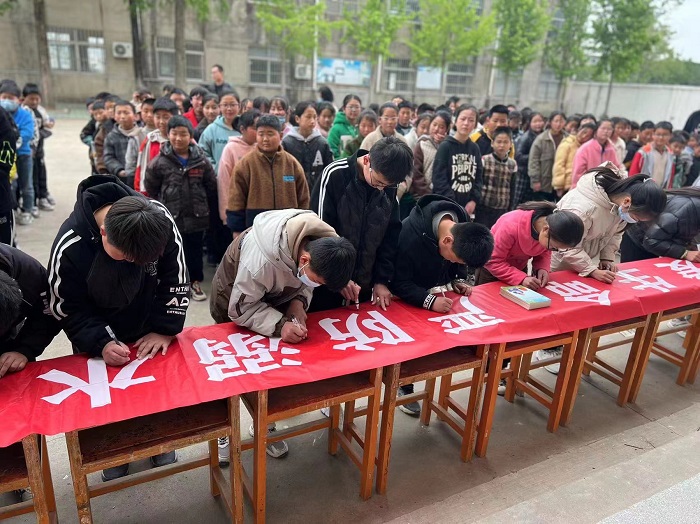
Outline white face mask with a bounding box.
[618,205,638,224]
[297,263,320,288]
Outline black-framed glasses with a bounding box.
[369,167,398,190]
[547,234,570,253]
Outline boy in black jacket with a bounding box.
[0,244,61,377]
[48,174,189,481]
[391,194,493,414]
[310,136,412,311]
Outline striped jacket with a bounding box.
[47,175,189,357]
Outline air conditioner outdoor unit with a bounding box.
[112,42,133,59]
[294,64,312,80]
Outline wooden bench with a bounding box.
[0,435,56,523]
[240,368,382,523]
[558,316,651,425]
[628,306,700,403]
[65,398,242,523]
[368,346,487,494]
[475,331,583,457]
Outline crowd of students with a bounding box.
[2,74,700,498]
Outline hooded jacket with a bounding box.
[103,124,142,177]
[311,150,401,292]
[144,142,217,234]
[0,244,60,360]
[529,130,567,193]
[629,143,675,187]
[626,194,700,259]
[217,136,255,223]
[484,209,551,286]
[391,195,470,309]
[552,171,627,276]
[10,105,33,157]
[211,209,337,336]
[552,134,584,191]
[47,175,189,357]
[282,127,334,191]
[327,111,358,159]
[227,146,309,233]
[571,138,622,188]
[198,115,241,172]
[432,135,483,207]
[0,106,18,216]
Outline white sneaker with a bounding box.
[16,212,33,226]
[248,423,289,458]
[534,347,563,375]
[320,407,330,417]
[30,207,40,218]
[497,379,507,396]
[669,317,690,329]
[38,198,55,211]
[45,194,56,206]
[217,436,230,467]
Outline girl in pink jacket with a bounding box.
[571,119,623,188]
[478,202,584,289]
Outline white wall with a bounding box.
[564,81,700,127]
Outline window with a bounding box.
[493,68,522,101]
[156,37,205,81]
[47,28,105,73]
[537,67,560,102]
[383,58,415,93]
[326,0,359,16]
[445,62,475,95]
[249,46,283,86]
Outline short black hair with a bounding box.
[94,91,112,101]
[655,121,673,133]
[189,86,210,98]
[417,103,435,114]
[235,108,260,132]
[0,271,23,338]
[104,196,172,266]
[152,97,179,115]
[509,110,522,120]
[446,95,461,105]
[219,88,240,102]
[318,85,334,103]
[256,114,282,133]
[212,64,224,73]
[397,100,413,111]
[22,83,41,97]
[358,109,378,125]
[670,133,687,145]
[114,99,136,113]
[548,210,584,246]
[92,100,105,111]
[491,126,513,141]
[167,115,194,135]
[141,97,156,108]
[85,96,96,107]
[581,113,597,123]
[307,237,357,292]
[202,93,219,105]
[0,82,20,97]
[488,104,509,118]
[640,120,655,131]
[369,136,413,185]
[170,88,187,97]
[253,96,270,112]
[450,222,494,268]
[612,116,631,127]
[378,102,398,117]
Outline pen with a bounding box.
[290,315,301,327]
[355,300,359,310]
[441,290,446,298]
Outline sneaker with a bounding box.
[677,330,687,339]
[248,423,289,458]
[150,451,177,467]
[30,207,40,218]
[497,379,507,396]
[101,463,129,481]
[218,436,230,467]
[397,388,421,416]
[38,198,55,211]
[669,317,690,329]
[15,488,33,502]
[45,194,56,206]
[16,212,33,226]
[191,281,207,301]
[534,346,563,375]
[320,407,330,418]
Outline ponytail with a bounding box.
[587,166,667,219]
[666,187,700,198]
[518,201,584,247]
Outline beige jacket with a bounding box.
[210,208,336,336]
[359,128,407,152]
[552,171,626,276]
[552,134,581,191]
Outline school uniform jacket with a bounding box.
[47,175,189,357]
[282,127,334,192]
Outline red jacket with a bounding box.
[629,143,675,187]
[133,132,166,195]
[183,108,199,128]
[484,209,551,285]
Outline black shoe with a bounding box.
[397,388,421,416]
[101,464,129,482]
[150,451,178,468]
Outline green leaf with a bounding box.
[492,0,550,74]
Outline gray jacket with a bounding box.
[529,130,568,193]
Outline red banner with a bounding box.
[1,258,699,447]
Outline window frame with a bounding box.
[155,37,206,82]
[46,27,105,74]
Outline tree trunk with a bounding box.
[33,0,53,107]
[280,47,287,98]
[503,72,510,104]
[556,78,566,111]
[174,0,186,88]
[604,73,614,115]
[128,0,144,87]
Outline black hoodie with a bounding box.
[0,244,60,360]
[432,136,483,207]
[47,175,189,357]
[391,194,470,309]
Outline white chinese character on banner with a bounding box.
[656,259,700,280]
[428,296,504,334]
[546,281,611,306]
[38,358,155,408]
[319,311,414,351]
[617,268,675,293]
[193,335,301,382]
